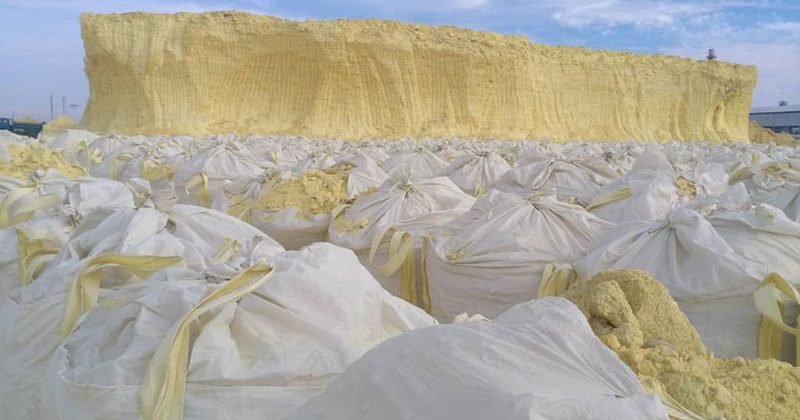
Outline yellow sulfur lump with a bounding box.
[563,269,800,419]
[0,144,87,179]
[257,168,349,214]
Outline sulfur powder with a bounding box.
[42,115,79,135]
[257,168,349,214]
[564,269,800,419]
[0,144,87,179]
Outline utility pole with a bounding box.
[62,96,66,116]
[49,94,54,121]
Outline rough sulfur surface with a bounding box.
[81,12,757,142]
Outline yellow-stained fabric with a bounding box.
[754,273,800,364]
[138,263,273,420]
[61,254,183,338]
[81,12,756,142]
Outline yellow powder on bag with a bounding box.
[332,214,369,232]
[674,176,697,199]
[141,159,175,180]
[563,269,800,419]
[0,144,87,179]
[42,115,79,135]
[257,168,349,214]
[750,121,797,146]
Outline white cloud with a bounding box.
[552,0,715,28]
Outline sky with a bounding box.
[0,0,798,122]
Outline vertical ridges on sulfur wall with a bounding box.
[80,12,757,142]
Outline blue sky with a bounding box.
[1,0,798,121]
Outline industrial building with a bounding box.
[750,103,800,139]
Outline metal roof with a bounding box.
[750,104,800,114]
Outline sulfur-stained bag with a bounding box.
[574,207,768,359]
[586,147,686,223]
[173,140,268,207]
[250,168,352,250]
[40,243,436,420]
[426,190,611,321]
[329,177,475,305]
[286,298,668,420]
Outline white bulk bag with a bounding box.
[586,147,683,223]
[494,157,618,206]
[286,298,668,420]
[0,204,283,420]
[442,151,512,195]
[329,177,475,304]
[426,190,611,321]
[173,141,267,207]
[381,148,448,181]
[574,207,767,358]
[41,243,436,420]
[709,203,800,281]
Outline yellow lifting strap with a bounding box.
[419,237,432,314]
[185,173,211,207]
[17,227,61,286]
[584,187,632,212]
[61,254,183,338]
[368,226,418,306]
[0,187,60,229]
[209,238,241,266]
[537,264,579,298]
[138,263,273,420]
[754,272,800,365]
[78,140,103,170]
[111,152,134,180]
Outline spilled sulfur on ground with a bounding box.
[564,270,800,419]
[81,12,756,143]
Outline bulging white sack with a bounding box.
[574,207,767,358]
[41,243,436,420]
[286,297,668,420]
[426,190,611,321]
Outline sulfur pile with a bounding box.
[563,269,800,419]
[41,115,79,135]
[80,12,756,142]
[749,120,797,146]
[258,168,350,214]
